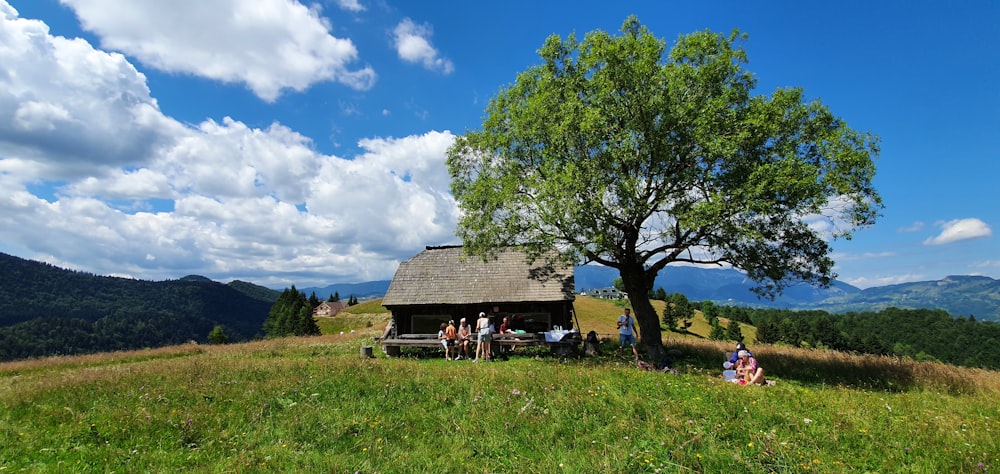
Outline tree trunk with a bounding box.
[620,264,667,367]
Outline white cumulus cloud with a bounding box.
[59,0,376,101]
[923,218,992,245]
[0,5,180,177]
[336,0,365,13]
[393,18,454,74]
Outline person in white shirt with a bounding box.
[475,312,492,362]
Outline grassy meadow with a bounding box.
[1,297,997,472]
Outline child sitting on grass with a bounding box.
[735,350,768,385]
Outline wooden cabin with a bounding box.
[379,245,577,356]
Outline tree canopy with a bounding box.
[446,17,881,363]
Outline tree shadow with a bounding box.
[670,340,980,394]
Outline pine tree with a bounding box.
[709,319,727,340]
[653,287,667,301]
[662,304,676,331]
[208,325,228,344]
[702,301,719,326]
[725,320,744,342]
[309,292,321,308]
[295,304,320,336]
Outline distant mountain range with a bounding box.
[0,252,280,361]
[577,265,1000,321]
[295,281,393,302]
[300,265,1000,322]
[2,249,998,365]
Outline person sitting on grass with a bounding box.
[734,350,766,385]
[726,341,751,368]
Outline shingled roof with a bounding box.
[382,246,575,306]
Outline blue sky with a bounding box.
[1,0,997,289]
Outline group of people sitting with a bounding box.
[437,313,520,362]
[437,318,472,360]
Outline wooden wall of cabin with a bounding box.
[387,301,576,335]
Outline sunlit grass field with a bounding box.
[1,297,997,472]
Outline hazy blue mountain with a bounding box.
[573,265,1000,321]
[294,281,392,301]
[809,275,1000,320]
[574,264,860,306]
[303,265,1000,321]
[297,264,860,308]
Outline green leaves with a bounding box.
[447,17,881,308]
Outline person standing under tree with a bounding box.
[617,308,639,359]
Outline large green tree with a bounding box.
[446,17,881,364]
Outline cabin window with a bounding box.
[411,314,453,333]
[510,312,552,332]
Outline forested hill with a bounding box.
[0,252,279,361]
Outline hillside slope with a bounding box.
[1,332,996,472]
[0,252,279,361]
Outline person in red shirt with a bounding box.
[439,320,457,360]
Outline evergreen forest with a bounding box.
[0,252,278,361]
[707,304,1000,370]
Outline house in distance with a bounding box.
[580,287,626,299]
[313,301,346,318]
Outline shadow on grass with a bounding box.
[385,336,993,395]
[669,339,986,395]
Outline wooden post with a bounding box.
[383,345,401,357]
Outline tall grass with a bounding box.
[2,321,998,472]
[1,298,997,472]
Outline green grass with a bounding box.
[2,306,998,472]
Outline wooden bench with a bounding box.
[379,334,451,356]
[380,331,580,357]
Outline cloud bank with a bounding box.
[0,3,459,287]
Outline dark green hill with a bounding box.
[0,252,279,361]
